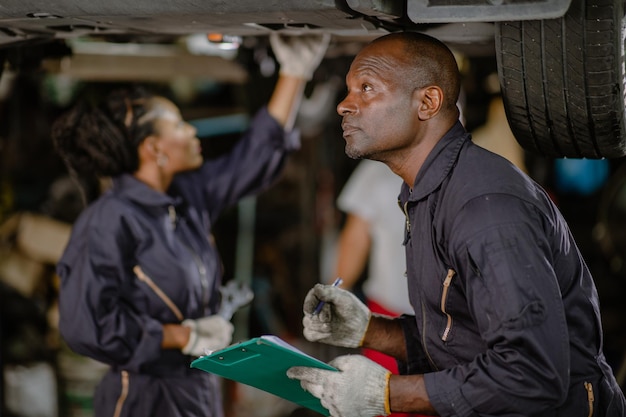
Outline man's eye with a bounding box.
[362,84,372,92]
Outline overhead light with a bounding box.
[207,33,242,50]
[185,33,241,57]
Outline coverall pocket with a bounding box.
[133,265,184,321]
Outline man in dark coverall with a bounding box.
[286,32,626,417]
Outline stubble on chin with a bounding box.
[346,145,376,161]
[345,142,365,160]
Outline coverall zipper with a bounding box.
[112,370,129,417]
[169,205,210,312]
[584,381,594,417]
[440,269,456,341]
[133,265,184,321]
[400,200,411,239]
[402,199,438,369]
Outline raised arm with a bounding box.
[267,33,330,130]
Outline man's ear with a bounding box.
[415,86,443,121]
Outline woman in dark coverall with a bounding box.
[51,33,329,417]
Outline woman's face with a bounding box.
[149,97,202,173]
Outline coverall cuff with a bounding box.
[396,315,432,375]
[123,316,164,371]
[257,106,301,152]
[424,371,475,417]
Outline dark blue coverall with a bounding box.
[398,121,626,417]
[57,108,299,417]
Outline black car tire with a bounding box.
[496,0,626,159]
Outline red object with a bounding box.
[365,299,428,417]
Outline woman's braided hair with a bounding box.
[51,86,157,178]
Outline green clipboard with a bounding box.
[190,335,337,416]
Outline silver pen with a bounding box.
[312,277,343,315]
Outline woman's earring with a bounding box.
[157,154,168,167]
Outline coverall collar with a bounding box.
[112,174,183,208]
[401,120,468,203]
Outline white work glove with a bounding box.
[287,354,391,417]
[181,315,234,356]
[302,284,371,348]
[269,33,331,80]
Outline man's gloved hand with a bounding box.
[302,284,371,348]
[269,33,331,80]
[181,315,234,357]
[287,354,391,417]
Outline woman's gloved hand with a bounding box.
[270,33,331,80]
[287,354,391,417]
[181,315,234,356]
[302,284,371,348]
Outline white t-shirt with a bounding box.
[337,160,413,315]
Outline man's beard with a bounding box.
[344,143,368,160]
